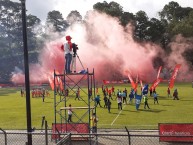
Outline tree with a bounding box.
[66,10,82,24]
[183,49,193,65]
[134,11,149,41]
[160,33,171,50]
[0,0,42,82]
[93,1,137,27]
[93,1,108,13]
[171,11,193,37]
[106,1,123,17]
[27,14,41,51]
[46,10,68,32]
[0,0,22,55]
[93,1,123,18]
[146,18,165,42]
[159,1,181,22]
[159,1,193,23]
[120,12,135,27]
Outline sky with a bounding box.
[12,0,193,22]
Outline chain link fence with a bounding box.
[0,130,55,145]
[1,129,193,145]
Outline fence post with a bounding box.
[125,127,131,145]
[45,120,48,145]
[69,133,72,145]
[0,128,7,145]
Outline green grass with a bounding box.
[0,82,193,130]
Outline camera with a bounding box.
[72,43,78,57]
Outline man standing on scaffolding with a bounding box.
[64,35,73,74]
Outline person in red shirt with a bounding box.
[106,86,108,95]
[96,87,98,94]
[111,86,115,95]
[108,89,113,100]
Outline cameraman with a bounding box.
[64,35,73,74]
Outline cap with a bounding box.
[66,35,72,41]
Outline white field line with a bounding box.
[111,105,126,126]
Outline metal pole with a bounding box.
[87,68,92,145]
[45,120,48,145]
[20,0,32,144]
[0,128,7,145]
[93,68,98,145]
[64,71,67,134]
[54,70,57,143]
[54,70,56,126]
[125,126,131,145]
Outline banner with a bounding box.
[135,94,142,110]
[169,64,181,89]
[52,123,89,140]
[133,74,138,90]
[135,74,139,84]
[48,77,54,90]
[57,76,64,90]
[140,80,143,89]
[159,123,193,142]
[142,84,149,95]
[157,66,162,79]
[150,78,163,90]
[127,73,136,89]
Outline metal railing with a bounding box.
[1,130,193,145]
[56,133,71,145]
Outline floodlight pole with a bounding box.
[20,0,32,145]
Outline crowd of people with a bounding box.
[91,85,180,112]
[20,83,179,108]
[58,83,180,134]
[65,84,180,113]
[31,88,50,102]
[20,87,50,103]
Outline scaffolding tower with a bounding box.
[52,68,97,142]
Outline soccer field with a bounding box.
[0,82,193,130]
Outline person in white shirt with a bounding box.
[117,92,122,110]
[67,104,73,123]
[64,35,73,73]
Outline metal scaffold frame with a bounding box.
[52,68,97,143]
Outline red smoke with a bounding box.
[163,35,193,82]
[11,11,193,84]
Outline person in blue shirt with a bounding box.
[95,95,102,107]
[122,90,127,104]
[128,89,135,104]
